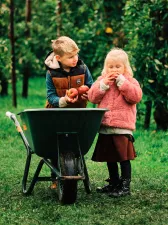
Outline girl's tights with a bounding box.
[107,160,131,183]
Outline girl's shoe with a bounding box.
[96,178,121,193]
[109,178,131,197]
[96,184,115,193]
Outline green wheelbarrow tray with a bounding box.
[18,108,107,158]
[7,108,108,204]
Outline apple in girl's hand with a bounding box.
[78,85,89,96]
[67,88,78,99]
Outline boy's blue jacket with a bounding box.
[44,51,93,108]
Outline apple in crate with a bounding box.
[78,85,89,96]
[67,88,78,99]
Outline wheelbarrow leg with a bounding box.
[76,136,92,194]
[22,153,45,195]
[82,156,91,194]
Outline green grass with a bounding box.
[0,77,168,225]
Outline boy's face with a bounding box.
[106,58,125,75]
[56,50,79,69]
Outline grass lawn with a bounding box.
[0,77,168,225]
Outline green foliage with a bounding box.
[123,0,168,102]
[0,3,11,80]
[1,0,126,81]
[2,0,168,114]
[0,39,11,80]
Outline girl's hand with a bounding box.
[103,73,120,85]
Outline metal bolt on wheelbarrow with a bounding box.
[6,108,107,204]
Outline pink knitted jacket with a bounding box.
[88,74,142,130]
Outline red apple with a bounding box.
[67,88,78,99]
[78,85,89,96]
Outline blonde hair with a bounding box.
[51,36,80,56]
[103,47,133,77]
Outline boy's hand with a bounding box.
[65,90,78,103]
[80,93,88,101]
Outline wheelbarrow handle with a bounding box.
[6,111,22,129]
[6,111,19,125]
[6,111,15,119]
[6,111,31,151]
[6,111,22,126]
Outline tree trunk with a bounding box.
[0,79,8,96]
[56,0,62,37]
[144,100,152,129]
[22,65,30,98]
[22,0,31,98]
[10,0,17,107]
[154,101,168,131]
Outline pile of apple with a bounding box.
[66,85,89,99]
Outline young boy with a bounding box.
[45,36,93,108]
[44,36,93,189]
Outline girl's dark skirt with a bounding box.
[92,134,136,162]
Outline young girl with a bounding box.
[88,48,142,197]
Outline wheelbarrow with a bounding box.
[6,108,107,204]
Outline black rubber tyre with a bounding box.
[57,152,78,204]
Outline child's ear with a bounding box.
[55,55,61,61]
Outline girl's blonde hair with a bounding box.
[51,36,80,56]
[103,47,133,77]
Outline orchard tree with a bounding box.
[10,0,17,107]
[0,2,11,96]
[22,0,31,98]
[123,0,168,129]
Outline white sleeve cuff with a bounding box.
[116,74,126,87]
[59,97,68,107]
[100,79,110,91]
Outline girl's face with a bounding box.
[105,58,125,75]
[56,50,79,70]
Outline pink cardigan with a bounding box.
[88,75,142,130]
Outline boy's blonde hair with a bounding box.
[103,47,133,77]
[51,36,80,56]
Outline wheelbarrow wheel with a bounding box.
[57,152,78,204]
